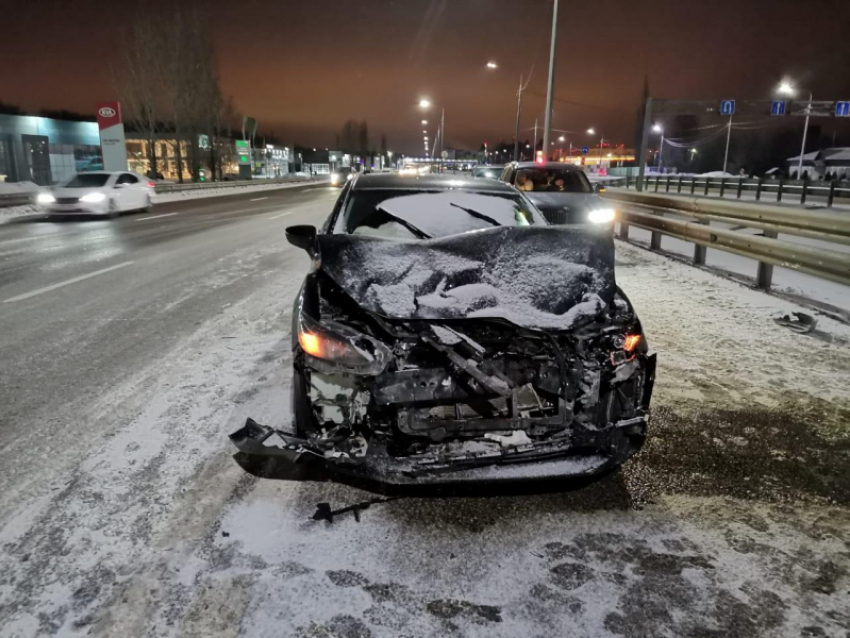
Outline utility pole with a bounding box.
[440,108,446,161]
[533,119,539,158]
[637,97,653,191]
[722,114,733,174]
[513,74,524,162]
[542,0,560,161]
[798,92,812,177]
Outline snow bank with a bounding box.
[0,180,39,195]
[155,179,324,203]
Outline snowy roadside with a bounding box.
[1,230,849,636]
[0,179,327,223]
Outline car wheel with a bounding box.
[143,195,152,213]
[107,198,119,218]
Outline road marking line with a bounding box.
[250,197,268,202]
[136,212,178,221]
[268,212,294,220]
[3,261,135,304]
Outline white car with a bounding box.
[37,171,156,216]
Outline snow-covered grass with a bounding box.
[1,217,849,636]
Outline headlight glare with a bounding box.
[81,192,106,203]
[588,208,615,224]
[37,193,56,204]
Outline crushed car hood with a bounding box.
[317,226,616,330]
[525,192,604,212]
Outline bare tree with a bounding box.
[114,14,166,177]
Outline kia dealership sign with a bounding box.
[95,101,128,171]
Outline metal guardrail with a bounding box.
[604,188,850,289]
[0,176,324,209]
[608,174,850,208]
[0,192,36,207]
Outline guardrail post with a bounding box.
[736,178,744,199]
[719,178,726,198]
[777,178,784,203]
[665,175,671,192]
[693,220,708,265]
[677,175,683,193]
[690,177,696,194]
[654,177,660,192]
[755,177,763,201]
[704,178,710,196]
[800,174,808,205]
[625,174,631,189]
[618,220,630,239]
[756,230,778,290]
[828,180,835,207]
[650,213,663,250]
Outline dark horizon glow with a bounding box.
[1,0,849,155]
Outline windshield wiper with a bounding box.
[374,205,432,239]
[449,202,502,227]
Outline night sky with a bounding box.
[2,0,849,154]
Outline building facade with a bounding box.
[0,114,101,185]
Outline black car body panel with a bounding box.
[524,191,609,225]
[230,174,654,491]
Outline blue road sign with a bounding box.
[836,101,850,117]
[719,100,735,116]
[770,100,787,116]
[581,146,589,154]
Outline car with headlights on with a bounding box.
[499,162,613,226]
[330,166,355,187]
[38,171,156,217]
[230,173,655,490]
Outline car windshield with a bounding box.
[516,168,592,193]
[63,174,110,188]
[338,189,542,239]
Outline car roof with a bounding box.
[351,173,517,192]
[510,162,586,171]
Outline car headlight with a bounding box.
[588,208,615,224]
[81,192,106,203]
[346,173,354,180]
[37,193,56,204]
[297,312,390,375]
[331,173,340,183]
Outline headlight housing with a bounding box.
[297,312,390,375]
[37,193,56,204]
[81,192,106,203]
[588,208,615,224]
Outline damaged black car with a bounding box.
[231,173,655,488]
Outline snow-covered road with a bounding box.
[0,191,848,636]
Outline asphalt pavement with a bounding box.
[0,184,848,637]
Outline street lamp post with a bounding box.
[777,82,812,178]
[652,124,664,170]
[542,0,560,159]
[419,98,445,164]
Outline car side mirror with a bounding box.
[594,183,607,194]
[286,225,318,257]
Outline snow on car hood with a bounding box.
[317,226,616,330]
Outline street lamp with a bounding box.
[777,80,813,177]
[652,124,664,169]
[587,129,606,169]
[419,98,446,159]
[421,120,428,125]
[486,61,498,69]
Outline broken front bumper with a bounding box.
[230,410,651,490]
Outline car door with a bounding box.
[114,173,139,210]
